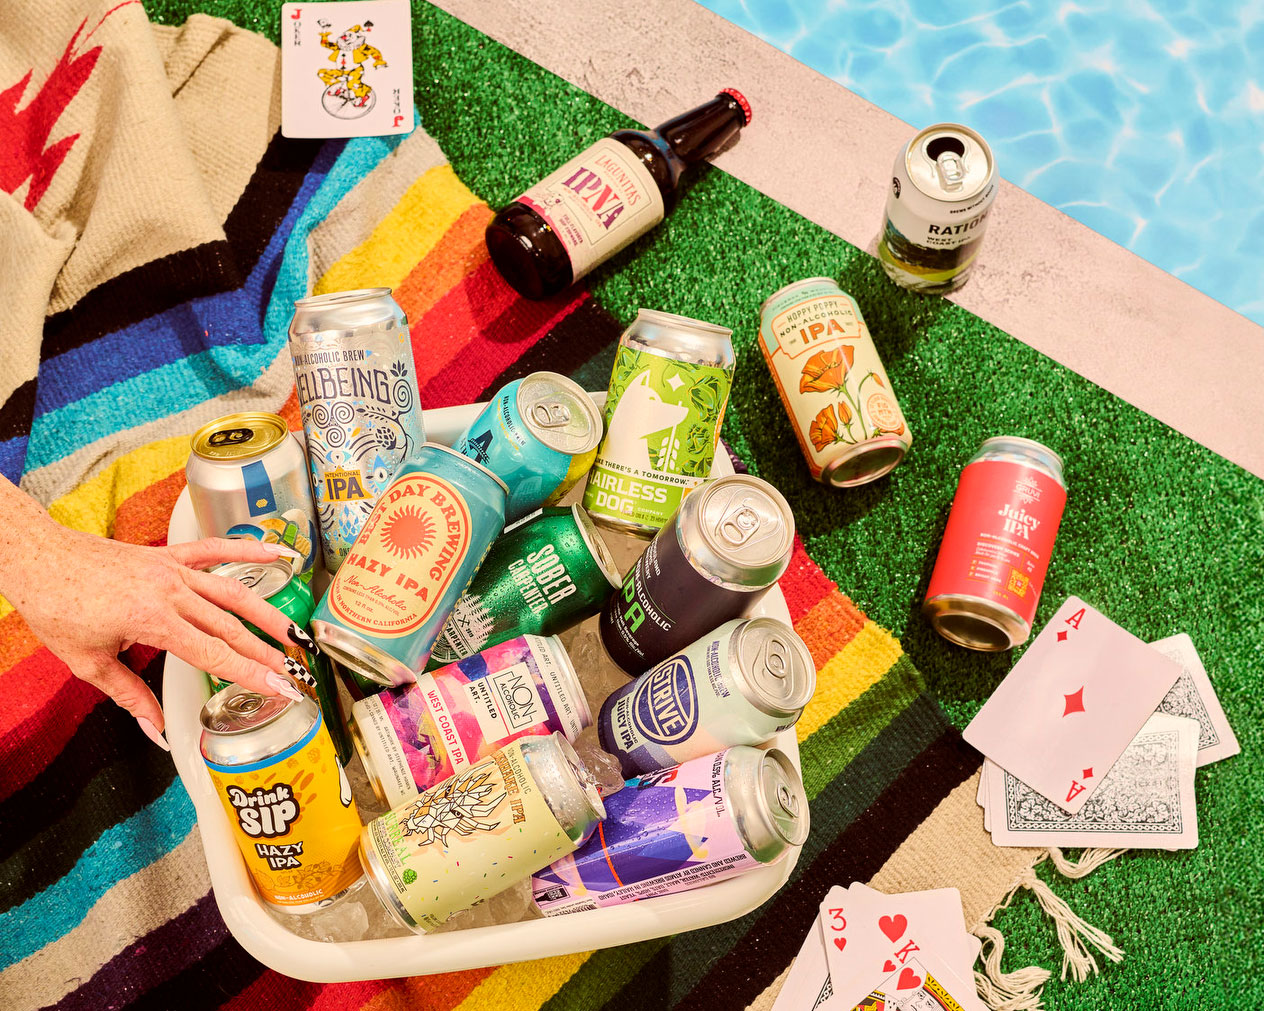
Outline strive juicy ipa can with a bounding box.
[923,437,1067,651]
[350,634,592,807]
[359,733,605,932]
[532,746,808,915]
[758,278,911,487]
[289,288,427,571]
[583,309,734,537]
[311,444,508,687]
[200,686,362,913]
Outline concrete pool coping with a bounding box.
[433,0,1264,481]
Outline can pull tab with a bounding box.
[777,783,799,819]
[763,637,789,680]
[935,150,966,191]
[531,402,572,429]
[718,501,761,546]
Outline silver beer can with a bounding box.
[288,288,426,572]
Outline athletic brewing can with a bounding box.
[758,278,911,487]
[453,372,603,522]
[200,685,362,913]
[923,437,1066,651]
[350,634,591,807]
[426,504,620,669]
[359,733,605,932]
[532,746,808,915]
[187,413,319,577]
[600,475,795,674]
[582,310,734,537]
[598,618,814,776]
[311,443,508,688]
[206,559,352,764]
[878,124,997,294]
[289,288,427,572]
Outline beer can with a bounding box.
[532,746,808,915]
[598,618,815,776]
[878,124,997,294]
[200,685,362,913]
[426,504,620,669]
[186,412,320,577]
[350,634,592,807]
[923,436,1067,651]
[311,443,508,688]
[453,372,603,522]
[582,309,735,537]
[359,732,605,933]
[288,288,427,572]
[600,474,795,674]
[206,558,352,764]
[758,278,912,487]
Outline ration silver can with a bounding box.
[288,287,427,572]
[878,124,997,294]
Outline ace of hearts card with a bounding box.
[281,1,414,138]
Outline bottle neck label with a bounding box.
[517,137,664,281]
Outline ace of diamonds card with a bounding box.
[281,1,414,139]
[963,596,1182,815]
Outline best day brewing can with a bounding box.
[758,278,911,487]
[200,685,362,912]
[923,436,1066,650]
[311,443,507,687]
[359,733,605,932]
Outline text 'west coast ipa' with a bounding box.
[485,91,752,299]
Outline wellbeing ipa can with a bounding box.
[923,436,1066,651]
[582,309,734,537]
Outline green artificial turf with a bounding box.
[155,3,1264,1006]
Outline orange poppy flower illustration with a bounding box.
[798,346,855,394]
[809,404,839,451]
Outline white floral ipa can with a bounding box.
[758,278,911,488]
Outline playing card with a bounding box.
[771,915,836,1011]
[983,714,1199,849]
[1150,633,1240,767]
[856,948,989,1011]
[963,596,1183,814]
[281,1,414,139]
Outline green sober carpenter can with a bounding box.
[425,504,621,669]
[453,372,603,522]
[207,559,353,764]
[582,309,734,537]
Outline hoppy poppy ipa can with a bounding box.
[758,278,911,487]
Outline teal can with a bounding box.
[310,443,508,689]
[453,372,603,522]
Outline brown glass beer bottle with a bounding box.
[485,90,752,299]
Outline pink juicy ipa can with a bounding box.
[349,634,591,806]
[923,436,1066,651]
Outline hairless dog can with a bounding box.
[359,733,605,932]
[426,504,620,669]
[200,685,362,913]
[923,436,1066,651]
[758,278,911,487]
[453,372,602,522]
[350,634,592,807]
[532,746,808,914]
[289,288,427,572]
[600,474,795,674]
[598,618,815,776]
[311,443,507,688]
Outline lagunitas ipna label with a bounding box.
[517,138,665,281]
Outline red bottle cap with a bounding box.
[720,88,752,126]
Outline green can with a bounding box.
[581,309,734,537]
[425,504,621,669]
[207,559,353,763]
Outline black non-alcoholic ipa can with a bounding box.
[599,475,795,675]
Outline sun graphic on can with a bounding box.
[381,505,437,559]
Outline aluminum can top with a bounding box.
[568,504,622,589]
[680,475,795,588]
[731,747,810,860]
[199,684,318,766]
[516,372,603,456]
[190,413,290,463]
[732,618,816,718]
[290,287,405,333]
[212,558,296,600]
[904,123,995,203]
[524,732,607,846]
[757,276,839,318]
[628,308,733,359]
[970,436,1065,488]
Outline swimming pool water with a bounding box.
[700,0,1264,325]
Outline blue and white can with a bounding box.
[453,372,602,521]
[310,443,508,688]
[597,618,815,777]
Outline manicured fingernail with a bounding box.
[282,656,316,688]
[265,673,304,702]
[258,543,288,556]
[137,717,171,752]
[287,623,317,651]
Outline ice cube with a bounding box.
[432,899,497,933]
[567,622,634,715]
[573,724,626,799]
[486,877,536,925]
[266,884,372,942]
[344,752,389,821]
